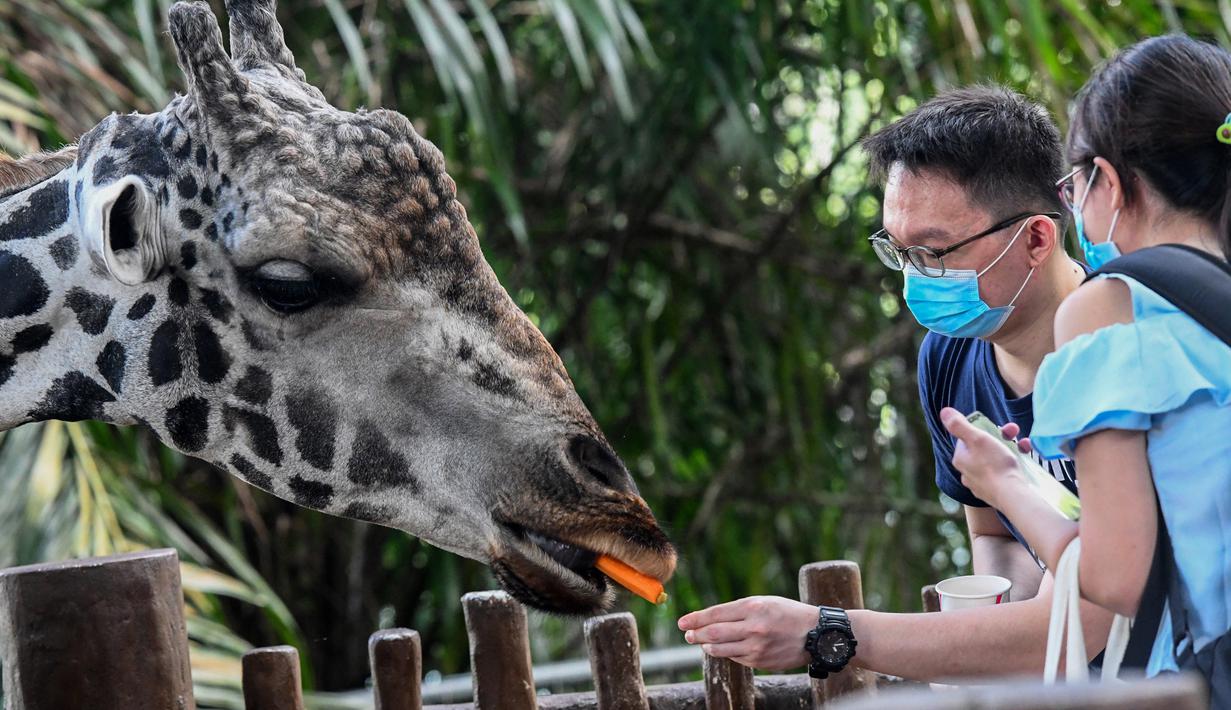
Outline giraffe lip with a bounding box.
[491,510,675,613]
[502,522,600,575]
[497,513,678,584]
[524,528,600,572]
[493,521,611,613]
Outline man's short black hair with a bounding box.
[862,85,1064,218]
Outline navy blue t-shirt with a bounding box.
[917,330,1079,556]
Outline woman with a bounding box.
[943,34,1231,694]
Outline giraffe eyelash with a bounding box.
[250,276,321,314]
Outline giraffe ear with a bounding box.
[82,176,166,286]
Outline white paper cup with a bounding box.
[935,574,1012,610]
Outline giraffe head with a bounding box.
[48,0,675,613]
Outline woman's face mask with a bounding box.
[903,219,1036,339]
[1073,164,1122,270]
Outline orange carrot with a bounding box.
[596,555,667,604]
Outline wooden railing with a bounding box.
[0,548,1208,709]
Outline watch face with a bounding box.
[818,629,852,665]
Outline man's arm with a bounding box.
[965,505,1043,602]
[678,573,1114,681]
[848,571,1112,679]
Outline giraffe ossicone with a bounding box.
[0,0,675,614]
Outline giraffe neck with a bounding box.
[0,168,155,430]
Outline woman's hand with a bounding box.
[678,596,818,670]
[940,407,1030,509]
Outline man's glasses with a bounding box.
[869,211,1061,278]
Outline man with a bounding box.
[678,86,1113,680]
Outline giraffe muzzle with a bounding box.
[490,497,676,615]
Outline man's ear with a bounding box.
[81,176,166,285]
[1025,213,1061,267]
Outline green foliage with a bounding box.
[2,0,1229,701]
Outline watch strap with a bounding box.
[818,605,852,631]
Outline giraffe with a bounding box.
[0,0,675,614]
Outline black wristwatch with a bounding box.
[803,605,857,679]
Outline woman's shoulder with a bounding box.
[1054,276,1134,347]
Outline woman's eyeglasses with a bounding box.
[869,211,1061,278]
[1056,166,1084,212]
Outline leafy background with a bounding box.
[1,0,1228,705]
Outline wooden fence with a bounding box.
[0,548,1209,709]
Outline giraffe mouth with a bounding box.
[489,492,676,614]
[522,527,601,572]
[492,522,613,614]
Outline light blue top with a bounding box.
[1032,273,1231,673]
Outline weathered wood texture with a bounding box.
[370,628,423,710]
[584,612,650,710]
[829,672,1207,710]
[798,560,876,705]
[0,548,194,710]
[424,673,813,710]
[242,645,305,710]
[703,654,755,710]
[462,590,537,710]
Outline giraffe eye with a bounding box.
[249,260,321,314]
[254,277,319,313]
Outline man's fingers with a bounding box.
[678,599,749,630]
[1018,436,1034,455]
[1000,422,1020,440]
[701,640,755,660]
[730,655,763,669]
[684,621,749,645]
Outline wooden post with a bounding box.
[0,548,195,710]
[242,645,305,710]
[370,628,422,710]
[583,612,650,710]
[703,654,755,710]
[798,560,875,705]
[462,591,537,710]
[921,584,940,613]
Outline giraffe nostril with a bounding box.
[566,434,636,495]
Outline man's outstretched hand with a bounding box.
[678,596,817,670]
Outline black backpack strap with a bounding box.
[1083,244,1231,347]
[1119,505,1167,666]
[1165,515,1193,669]
[1079,244,1231,667]
[1121,503,1177,668]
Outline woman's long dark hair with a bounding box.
[1067,35,1231,256]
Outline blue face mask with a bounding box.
[903,221,1035,339]
[1073,164,1122,270]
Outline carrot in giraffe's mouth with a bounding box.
[522,529,667,604]
[595,555,667,604]
[498,518,674,602]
